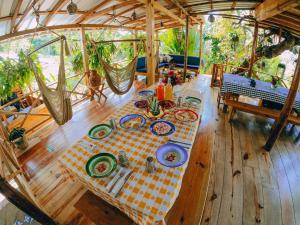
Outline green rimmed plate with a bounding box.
[185,96,201,106]
[86,153,117,178]
[88,124,112,140]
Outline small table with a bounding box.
[221,74,300,111]
[59,88,202,225]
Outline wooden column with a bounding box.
[80,27,89,81]
[155,30,159,74]
[264,52,300,151]
[183,15,189,81]
[146,0,155,85]
[0,177,57,225]
[133,30,138,57]
[248,21,259,77]
[198,23,203,74]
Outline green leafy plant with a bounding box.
[0,50,42,101]
[9,127,25,141]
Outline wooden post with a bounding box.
[146,0,155,85]
[133,30,138,57]
[264,52,300,151]
[80,27,89,83]
[248,21,259,77]
[155,30,159,74]
[183,15,189,81]
[198,23,203,75]
[0,177,57,225]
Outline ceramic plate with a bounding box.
[86,153,117,178]
[134,100,149,109]
[158,100,175,109]
[138,90,154,97]
[150,120,175,136]
[156,143,188,167]
[119,114,146,131]
[88,124,112,140]
[174,109,199,122]
[185,96,201,106]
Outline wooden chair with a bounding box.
[88,70,107,105]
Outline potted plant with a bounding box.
[9,127,28,150]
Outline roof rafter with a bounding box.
[74,0,111,24]
[138,0,185,25]
[77,0,137,24]
[10,0,23,33]
[102,4,143,25]
[13,0,41,32]
[43,0,69,26]
[255,0,300,21]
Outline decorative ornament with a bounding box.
[208,14,215,23]
[131,10,137,20]
[67,0,78,15]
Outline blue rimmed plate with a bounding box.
[185,96,201,106]
[119,114,146,131]
[85,153,117,178]
[156,143,188,168]
[138,90,154,97]
[150,120,175,136]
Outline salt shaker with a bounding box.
[145,156,156,173]
[110,118,117,131]
[177,96,182,108]
[118,151,130,167]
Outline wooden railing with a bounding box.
[0,73,90,134]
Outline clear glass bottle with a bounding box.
[164,77,173,100]
[145,156,156,173]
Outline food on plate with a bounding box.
[135,100,148,108]
[158,100,175,109]
[153,122,172,135]
[96,130,106,138]
[175,110,198,122]
[123,117,143,129]
[94,162,108,173]
[165,152,177,162]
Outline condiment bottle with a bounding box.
[164,77,173,100]
[157,78,165,101]
[118,151,130,167]
[145,157,156,173]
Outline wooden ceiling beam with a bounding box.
[255,0,300,21]
[138,0,185,25]
[43,0,69,26]
[10,0,23,33]
[13,0,41,32]
[268,16,300,30]
[102,4,143,25]
[78,1,137,24]
[0,23,144,42]
[74,0,111,24]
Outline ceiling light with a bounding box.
[131,10,137,20]
[208,14,215,23]
[67,0,78,15]
[160,20,164,27]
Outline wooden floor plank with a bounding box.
[2,75,298,225]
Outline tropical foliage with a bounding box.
[0,51,42,100]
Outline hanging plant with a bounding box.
[229,33,240,51]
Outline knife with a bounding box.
[111,169,133,197]
[106,168,124,192]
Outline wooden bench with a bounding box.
[225,99,300,126]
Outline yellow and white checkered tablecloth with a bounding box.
[59,90,202,225]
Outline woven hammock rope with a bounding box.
[28,38,72,125]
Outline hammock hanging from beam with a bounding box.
[92,39,142,95]
[27,36,73,125]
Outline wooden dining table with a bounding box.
[59,86,202,225]
[221,73,300,111]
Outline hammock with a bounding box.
[28,37,72,125]
[92,40,141,95]
[98,56,138,95]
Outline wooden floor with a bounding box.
[9,75,300,225]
